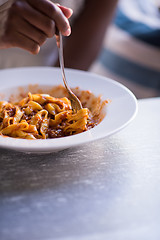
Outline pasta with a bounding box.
[0,92,98,139]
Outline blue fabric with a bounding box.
[114,9,160,47]
[100,48,160,90]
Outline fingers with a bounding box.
[2,0,56,54]
[1,0,73,53]
[11,1,56,38]
[16,18,47,47]
[3,30,40,54]
[27,0,72,36]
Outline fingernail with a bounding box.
[69,8,73,15]
[65,27,71,36]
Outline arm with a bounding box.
[0,0,72,54]
[60,0,118,71]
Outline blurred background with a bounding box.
[90,0,160,99]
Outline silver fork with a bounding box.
[56,31,82,112]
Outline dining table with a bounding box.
[0,97,160,240]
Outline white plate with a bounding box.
[0,67,138,153]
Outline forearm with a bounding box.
[61,0,118,71]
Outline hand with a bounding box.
[0,0,73,54]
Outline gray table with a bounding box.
[0,98,160,240]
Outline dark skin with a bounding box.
[61,0,118,70]
[0,0,72,53]
[0,0,118,70]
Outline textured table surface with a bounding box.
[0,98,160,240]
